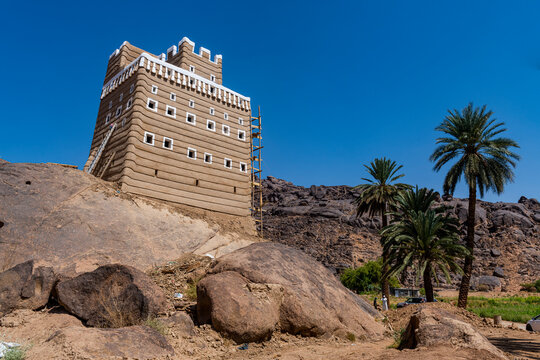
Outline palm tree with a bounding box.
[430,103,519,308]
[382,188,468,302]
[354,158,411,302]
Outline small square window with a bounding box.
[126,97,133,109]
[224,113,228,120]
[222,125,230,136]
[163,137,173,150]
[187,147,197,159]
[189,100,195,108]
[224,158,232,169]
[108,101,112,109]
[143,132,155,146]
[129,84,135,93]
[240,162,247,173]
[115,106,122,117]
[238,118,244,125]
[151,85,158,94]
[147,98,158,112]
[210,74,216,82]
[189,65,195,72]
[105,113,111,124]
[166,105,176,118]
[209,107,215,115]
[186,112,196,125]
[238,130,246,141]
[204,153,212,164]
[206,120,216,131]
[119,93,123,102]
[170,93,176,101]
[121,118,126,127]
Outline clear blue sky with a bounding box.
[1,1,539,202]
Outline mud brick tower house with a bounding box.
[84,37,256,217]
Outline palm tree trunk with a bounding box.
[381,212,390,306]
[457,179,477,308]
[423,262,434,302]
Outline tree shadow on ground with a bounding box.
[488,336,540,360]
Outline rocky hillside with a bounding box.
[0,161,258,274]
[262,176,540,291]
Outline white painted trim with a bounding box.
[204,152,213,164]
[189,65,195,73]
[224,112,228,120]
[151,85,158,94]
[119,93,124,102]
[188,99,195,108]
[238,129,246,141]
[166,105,177,119]
[222,124,230,136]
[170,92,176,101]
[101,53,250,102]
[186,112,196,125]
[163,137,173,150]
[130,84,135,93]
[206,119,216,132]
[187,147,197,160]
[105,113,111,124]
[238,117,244,125]
[167,45,177,56]
[239,162,247,173]
[224,158,232,169]
[115,105,123,117]
[147,98,158,112]
[209,107,215,115]
[126,97,133,109]
[143,131,155,146]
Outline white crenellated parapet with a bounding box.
[176,37,222,64]
[101,52,250,103]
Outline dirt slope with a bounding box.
[0,161,258,274]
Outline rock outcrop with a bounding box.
[399,306,508,359]
[45,325,174,359]
[56,264,168,327]
[0,260,56,316]
[0,161,257,273]
[262,176,540,290]
[197,242,384,343]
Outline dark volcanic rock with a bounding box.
[56,264,168,327]
[197,242,384,343]
[0,260,56,316]
[262,176,540,290]
[493,267,505,278]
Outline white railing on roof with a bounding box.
[100,53,250,111]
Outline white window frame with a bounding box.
[129,84,135,93]
[222,124,230,136]
[188,99,195,108]
[151,85,158,94]
[121,118,126,127]
[224,158,232,169]
[108,101,112,109]
[166,105,177,118]
[238,129,246,141]
[186,112,196,125]
[119,93,123,102]
[224,112,228,120]
[238,117,244,125]
[105,113,111,124]
[189,65,195,72]
[187,147,197,160]
[163,137,173,150]
[143,131,155,146]
[115,105,122,117]
[170,93,176,101]
[240,162,247,173]
[126,97,133,109]
[210,74,216,82]
[209,107,215,115]
[206,119,216,132]
[147,98,158,112]
[204,153,213,164]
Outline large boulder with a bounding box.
[399,306,507,359]
[45,325,174,359]
[0,260,56,316]
[197,242,384,343]
[492,210,534,229]
[56,264,168,327]
[470,275,501,291]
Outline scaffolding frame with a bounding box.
[250,106,263,236]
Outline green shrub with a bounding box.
[520,283,537,292]
[340,259,399,293]
[144,317,168,335]
[535,279,540,292]
[4,347,25,360]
